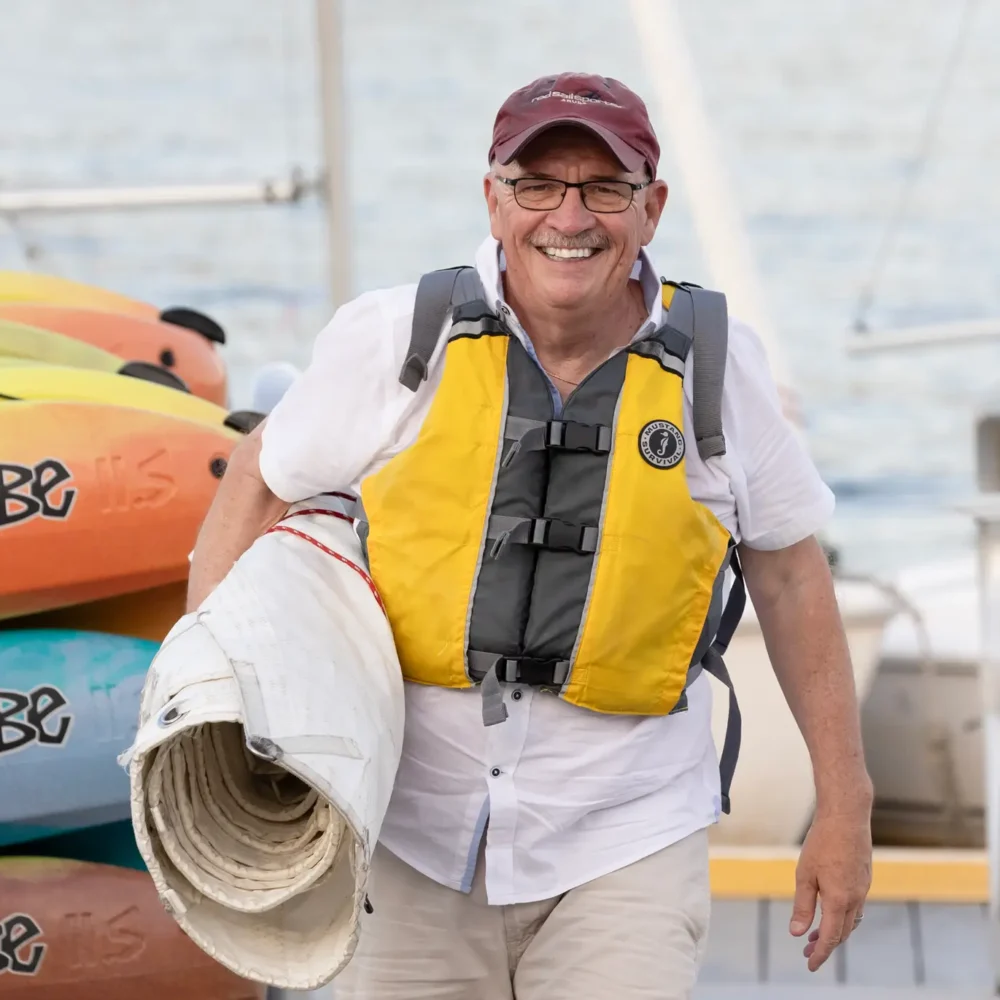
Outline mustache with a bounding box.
[528,231,611,250]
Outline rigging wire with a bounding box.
[852,0,982,332]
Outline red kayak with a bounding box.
[0,857,265,999]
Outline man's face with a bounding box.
[484,127,668,315]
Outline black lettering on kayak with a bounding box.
[0,460,76,529]
[26,686,72,745]
[0,686,73,755]
[31,459,76,518]
[0,913,46,976]
[0,464,36,526]
[0,691,33,754]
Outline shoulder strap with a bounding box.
[661,281,729,460]
[399,266,480,391]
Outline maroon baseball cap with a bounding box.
[489,73,660,178]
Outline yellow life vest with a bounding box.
[359,269,745,812]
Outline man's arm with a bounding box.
[186,422,290,612]
[738,534,873,972]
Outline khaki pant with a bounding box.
[333,829,711,1000]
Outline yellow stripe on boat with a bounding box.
[0,363,231,427]
[709,847,989,903]
[0,271,155,319]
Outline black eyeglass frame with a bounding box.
[494,174,650,214]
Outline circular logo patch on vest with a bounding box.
[638,420,685,469]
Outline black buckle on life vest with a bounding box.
[546,420,612,455]
[527,518,597,554]
[496,656,564,688]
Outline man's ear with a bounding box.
[641,179,669,245]
[484,173,503,242]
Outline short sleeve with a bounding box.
[258,287,412,503]
[721,318,835,550]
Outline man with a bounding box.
[188,72,872,999]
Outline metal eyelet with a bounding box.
[158,704,185,727]
[246,735,281,762]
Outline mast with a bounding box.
[314,0,352,311]
[628,0,797,420]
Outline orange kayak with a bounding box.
[0,857,265,1000]
[0,271,226,345]
[0,400,240,620]
[0,305,227,405]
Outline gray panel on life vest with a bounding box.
[522,352,627,659]
[466,339,554,663]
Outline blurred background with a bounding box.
[2,0,998,577]
[1,2,999,994]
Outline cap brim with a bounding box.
[492,117,645,174]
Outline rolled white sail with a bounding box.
[120,494,404,991]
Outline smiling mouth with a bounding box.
[535,246,602,260]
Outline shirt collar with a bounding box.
[472,236,664,346]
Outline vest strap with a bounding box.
[550,419,612,452]
[684,549,745,814]
[468,650,571,687]
[661,280,730,460]
[450,313,508,340]
[630,338,687,377]
[486,514,599,558]
[480,662,509,727]
[400,266,484,391]
[452,299,501,325]
[502,416,613,466]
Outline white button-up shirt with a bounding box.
[258,236,835,905]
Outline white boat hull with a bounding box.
[712,550,987,849]
[861,555,985,846]
[708,577,895,846]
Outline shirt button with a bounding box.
[490,767,501,777]
[511,689,523,701]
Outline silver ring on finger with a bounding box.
[853,912,864,927]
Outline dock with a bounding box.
[267,848,997,999]
[697,847,996,996]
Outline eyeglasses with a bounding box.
[494,175,649,214]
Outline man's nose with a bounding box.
[546,186,595,232]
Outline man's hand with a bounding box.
[790,807,873,971]
[738,536,874,972]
